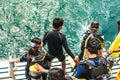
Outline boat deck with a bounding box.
[0,56,119,80]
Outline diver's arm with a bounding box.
[34,63,49,73]
[109,48,120,53]
[9,58,20,63]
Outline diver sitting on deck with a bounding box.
[9,37,51,80]
[74,36,108,80]
[30,66,76,80]
[28,47,50,80]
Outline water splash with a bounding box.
[0,0,119,59]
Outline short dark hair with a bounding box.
[90,21,99,28]
[48,68,65,80]
[87,37,101,54]
[117,20,120,25]
[53,18,64,28]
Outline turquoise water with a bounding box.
[0,0,120,60]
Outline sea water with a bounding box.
[0,0,120,60]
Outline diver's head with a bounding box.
[90,21,99,31]
[86,37,101,54]
[48,68,65,80]
[30,37,43,48]
[53,18,64,29]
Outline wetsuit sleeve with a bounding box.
[74,65,86,78]
[62,35,75,59]
[43,31,49,46]
[20,53,27,62]
[79,40,85,60]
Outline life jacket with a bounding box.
[83,57,108,79]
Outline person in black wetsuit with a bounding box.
[43,18,78,73]
[79,21,104,60]
[74,37,108,79]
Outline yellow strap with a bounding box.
[97,38,103,48]
[107,67,112,76]
[84,34,93,49]
[40,53,46,61]
[40,49,47,61]
[83,34,103,60]
[83,34,93,60]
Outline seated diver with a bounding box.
[9,37,51,80]
[74,37,108,80]
[28,48,50,80]
[48,68,74,80]
[31,66,75,80]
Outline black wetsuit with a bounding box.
[79,30,104,60]
[43,30,75,61]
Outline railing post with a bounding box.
[9,54,15,79]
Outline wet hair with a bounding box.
[86,36,101,54]
[48,68,66,80]
[90,21,99,28]
[117,20,120,25]
[53,18,64,29]
[30,37,42,48]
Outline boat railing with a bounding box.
[0,55,73,80]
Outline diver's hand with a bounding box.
[73,56,79,64]
[34,63,46,73]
